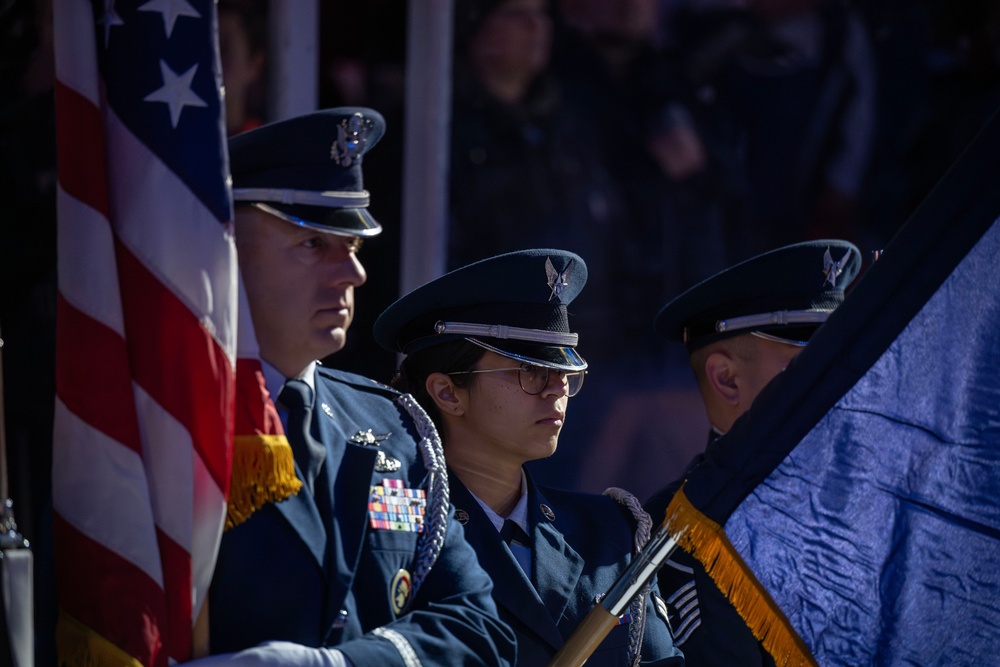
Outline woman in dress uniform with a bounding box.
[373,249,684,666]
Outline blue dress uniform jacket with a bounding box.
[644,436,774,667]
[449,471,684,666]
[210,367,516,666]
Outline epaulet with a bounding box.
[315,365,401,395]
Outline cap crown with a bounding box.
[229,107,385,236]
[655,240,862,349]
[374,249,588,370]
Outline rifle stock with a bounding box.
[548,605,620,667]
[547,519,684,666]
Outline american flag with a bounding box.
[52,0,236,663]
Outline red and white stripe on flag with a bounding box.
[52,1,236,664]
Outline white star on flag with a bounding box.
[138,0,201,39]
[144,60,208,128]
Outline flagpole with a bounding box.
[548,521,684,667]
[0,326,33,667]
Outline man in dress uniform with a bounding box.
[644,239,861,666]
[199,108,516,666]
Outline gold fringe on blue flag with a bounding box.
[666,486,817,667]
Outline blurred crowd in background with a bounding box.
[3,0,1000,659]
[316,0,1000,497]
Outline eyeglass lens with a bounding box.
[518,365,585,397]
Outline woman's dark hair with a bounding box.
[392,339,486,430]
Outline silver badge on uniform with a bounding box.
[455,509,470,525]
[351,429,390,446]
[540,504,556,521]
[374,451,401,472]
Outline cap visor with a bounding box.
[266,203,382,237]
[468,338,588,371]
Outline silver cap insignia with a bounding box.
[822,247,853,287]
[545,257,573,302]
[331,112,370,167]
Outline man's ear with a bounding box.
[703,350,741,406]
[425,372,465,416]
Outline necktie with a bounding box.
[500,519,533,578]
[500,519,530,547]
[279,379,326,494]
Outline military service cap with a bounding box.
[374,249,588,372]
[229,107,385,237]
[655,239,862,351]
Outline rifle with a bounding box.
[0,326,34,667]
[548,520,685,667]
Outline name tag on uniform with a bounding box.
[368,478,426,533]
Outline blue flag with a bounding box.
[668,109,1000,666]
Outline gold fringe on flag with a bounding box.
[56,610,143,667]
[665,487,817,667]
[225,434,302,530]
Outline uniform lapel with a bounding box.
[314,377,378,624]
[316,381,378,584]
[530,483,585,628]
[449,475,566,651]
[330,444,378,578]
[272,447,328,572]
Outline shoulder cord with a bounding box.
[396,393,450,599]
[604,487,653,667]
